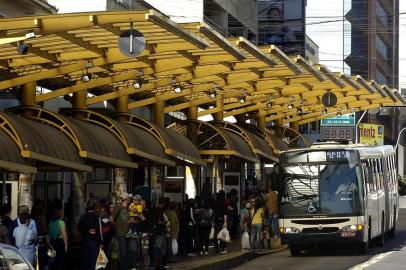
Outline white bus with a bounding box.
[277,143,399,256]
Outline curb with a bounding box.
[174,245,288,270]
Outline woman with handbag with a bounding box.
[250,198,264,252]
[48,209,68,270]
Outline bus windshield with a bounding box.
[279,163,363,216]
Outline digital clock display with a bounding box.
[326,150,350,161]
[320,127,354,141]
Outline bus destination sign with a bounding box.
[326,150,350,161]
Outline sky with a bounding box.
[48,0,406,89]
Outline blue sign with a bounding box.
[321,113,355,126]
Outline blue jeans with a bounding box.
[250,224,262,249]
[271,214,279,237]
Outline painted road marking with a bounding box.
[348,252,393,270]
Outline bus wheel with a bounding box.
[290,245,301,257]
[377,214,385,247]
[388,208,396,239]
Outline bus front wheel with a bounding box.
[290,245,301,256]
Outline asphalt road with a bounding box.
[232,196,406,270]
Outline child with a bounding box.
[128,195,143,236]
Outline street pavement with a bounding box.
[232,196,406,270]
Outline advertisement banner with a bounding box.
[359,124,384,146]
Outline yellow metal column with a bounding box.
[116,95,129,121]
[19,82,37,209]
[290,121,300,132]
[153,100,165,127]
[257,113,266,130]
[186,106,199,198]
[212,94,224,121]
[73,90,87,120]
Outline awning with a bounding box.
[168,120,259,163]
[0,111,91,172]
[118,113,205,166]
[0,129,37,174]
[66,110,177,166]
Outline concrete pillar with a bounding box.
[257,114,266,130]
[290,121,300,132]
[214,157,223,192]
[114,168,128,203]
[153,100,165,127]
[17,174,34,211]
[71,172,86,237]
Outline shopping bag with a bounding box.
[209,227,215,240]
[217,228,231,243]
[241,232,250,250]
[172,239,178,255]
[96,248,109,270]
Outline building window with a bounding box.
[267,7,282,21]
[376,1,388,26]
[376,68,387,84]
[376,35,388,59]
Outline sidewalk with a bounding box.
[170,238,287,270]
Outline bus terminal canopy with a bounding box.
[0,10,404,128]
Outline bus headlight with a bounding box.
[342,224,363,232]
[281,227,300,234]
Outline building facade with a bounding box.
[258,0,306,56]
[344,0,399,88]
[107,0,258,41]
[0,0,56,17]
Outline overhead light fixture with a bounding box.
[297,107,303,116]
[82,73,92,82]
[171,77,182,93]
[266,102,273,109]
[16,42,29,55]
[322,108,328,115]
[25,31,36,39]
[208,89,217,99]
[133,70,146,89]
[238,95,246,104]
[337,112,342,118]
[287,103,293,110]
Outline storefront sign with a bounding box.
[359,123,384,146]
[321,113,355,126]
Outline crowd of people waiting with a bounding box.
[0,179,279,270]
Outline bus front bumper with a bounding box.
[281,231,364,246]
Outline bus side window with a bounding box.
[378,158,384,189]
[367,159,375,192]
[373,159,379,190]
[362,162,369,194]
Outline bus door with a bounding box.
[382,157,391,231]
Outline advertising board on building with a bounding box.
[359,124,384,146]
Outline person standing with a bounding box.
[112,193,131,270]
[151,198,168,270]
[201,178,212,205]
[213,191,228,254]
[31,201,48,270]
[48,208,68,270]
[1,204,12,230]
[196,201,213,255]
[165,201,179,263]
[264,186,279,238]
[78,201,102,270]
[250,198,264,251]
[14,212,37,266]
[185,199,197,256]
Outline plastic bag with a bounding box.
[241,232,250,250]
[209,227,215,240]
[172,239,178,255]
[217,228,231,243]
[96,249,109,270]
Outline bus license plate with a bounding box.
[341,231,356,237]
